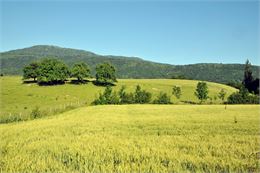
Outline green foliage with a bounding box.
[37,58,70,85]
[118,86,135,104]
[95,63,117,85]
[23,62,39,81]
[93,86,119,105]
[194,82,209,103]
[172,85,182,99]
[134,85,152,104]
[243,59,254,90]
[171,74,188,79]
[93,85,153,105]
[71,62,90,82]
[153,92,172,104]
[242,60,259,94]
[218,89,226,102]
[227,86,260,104]
[226,81,243,89]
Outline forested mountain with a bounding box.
[0,45,259,83]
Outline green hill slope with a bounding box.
[0,76,237,122]
[0,105,259,172]
[1,45,259,83]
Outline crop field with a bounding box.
[0,76,236,122]
[0,105,259,172]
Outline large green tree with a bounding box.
[37,58,70,84]
[71,62,90,83]
[23,62,39,81]
[194,82,208,103]
[95,63,117,85]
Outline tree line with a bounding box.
[92,82,233,105]
[23,58,259,104]
[23,58,116,85]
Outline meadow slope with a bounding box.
[0,76,237,122]
[0,105,259,172]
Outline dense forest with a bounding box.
[1,45,259,83]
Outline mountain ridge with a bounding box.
[1,45,259,83]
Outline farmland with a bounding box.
[0,105,259,172]
[0,76,236,122]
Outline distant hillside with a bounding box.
[0,45,259,83]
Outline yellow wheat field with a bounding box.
[0,105,259,172]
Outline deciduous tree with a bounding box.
[37,58,70,85]
[23,62,39,81]
[95,63,117,85]
[71,62,90,83]
[194,82,208,103]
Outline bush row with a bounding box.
[227,87,259,104]
[92,85,172,105]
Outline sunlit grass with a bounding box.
[0,76,236,121]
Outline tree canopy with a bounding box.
[71,62,90,82]
[23,62,39,81]
[194,82,208,103]
[37,58,70,85]
[95,63,117,85]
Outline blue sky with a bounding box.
[1,0,259,65]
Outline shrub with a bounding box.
[218,89,227,103]
[118,86,135,104]
[172,85,182,99]
[92,86,119,105]
[153,92,172,104]
[134,85,152,104]
[227,87,260,104]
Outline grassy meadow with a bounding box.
[0,105,259,172]
[0,76,236,122]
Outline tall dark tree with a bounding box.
[23,62,39,81]
[71,62,90,83]
[242,59,259,94]
[243,59,254,92]
[95,63,117,85]
[194,82,209,103]
[37,58,70,85]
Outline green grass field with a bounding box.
[0,76,236,122]
[0,105,259,172]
